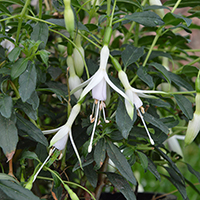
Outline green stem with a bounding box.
[142,28,162,67]
[109,0,117,27]
[16,0,31,43]
[171,0,182,13]
[107,0,111,17]
[9,81,20,99]
[38,0,42,19]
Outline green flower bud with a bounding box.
[149,0,165,18]
[111,56,122,71]
[195,71,200,93]
[103,26,112,45]
[64,0,74,38]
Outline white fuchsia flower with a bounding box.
[149,0,165,18]
[71,45,131,152]
[1,38,15,53]
[185,93,200,145]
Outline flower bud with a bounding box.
[149,0,165,18]
[195,71,200,93]
[73,35,85,77]
[185,93,200,145]
[103,27,112,45]
[63,0,74,38]
[111,56,122,71]
[1,39,15,53]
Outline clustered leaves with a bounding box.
[0,0,200,200]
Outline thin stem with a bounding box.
[38,0,42,19]
[171,0,182,13]
[109,0,117,27]
[9,81,20,99]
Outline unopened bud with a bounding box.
[63,0,74,38]
[149,0,165,18]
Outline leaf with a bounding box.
[19,63,37,102]
[0,180,40,200]
[31,22,49,49]
[174,94,193,120]
[144,112,169,134]
[106,140,137,185]
[11,58,29,79]
[26,91,39,110]
[164,0,200,8]
[106,172,136,200]
[186,163,200,183]
[94,138,106,169]
[164,167,187,200]
[8,47,22,62]
[0,113,18,161]
[38,50,50,66]
[137,151,148,171]
[84,164,98,188]
[0,173,18,184]
[116,100,136,139]
[122,45,144,68]
[51,171,61,188]
[147,158,161,181]
[16,114,48,147]
[137,67,154,89]
[21,151,39,161]
[125,11,164,27]
[0,95,13,118]
[150,62,171,83]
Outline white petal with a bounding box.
[69,75,82,99]
[79,71,103,101]
[166,136,183,157]
[42,125,64,135]
[125,89,134,119]
[99,45,109,70]
[53,134,69,150]
[132,92,143,109]
[50,125,70,147]
[92,78,107,101]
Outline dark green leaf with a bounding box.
[0,113,18,160]
[94,138,106,169]
[144,112,169,134]
[16,114,48,147]
[125,11,164,27]
[181,65,199,78]
[84,164,98,188]
[0,4,11,14]
[186,163,200,183]
[8,47,22,62]
[0,173,18,183]
[26,91,39,110]
[137,67,154,89]
[11,58,29,79]
[21,151,39,161]
[122,45,144,68]
[160,117,179,128]
[0,180,40,200]
[184,178,200,195]
[146,98,170,108]
[38,50,50,66]
[31,22,49,49]
[164,167,187,200]
[106,141,137,185]
[19,63,37,102]
[46,19,65,27]
[174,94,193,120]
[147,158,161,181]
[164,0,200,8]
[51,171,61,188]
[16,100,37,120]
[137,151,148,171]
[47,66,62,80]
[0,95,13,118]
[150,62,171,83]
[116,100,136,139]
[106,172,136,200]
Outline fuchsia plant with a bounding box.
[0,0,200,200]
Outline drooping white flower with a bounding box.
[185,93,200,145]
[1,39,15,53]
[118,70,167,145]
[71,45,131,152]
[32,104,81,183]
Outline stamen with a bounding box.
[102,105,109,123]
[137,109,155,145]
[90,101,96,123]
[88,100,100,153]
[32,147,56,183]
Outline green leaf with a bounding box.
[174,94,193,120]
[0,173,18,184]
[11,58,29,79]
[125,11,164,27]
[0,180,40,200]
[106,172,136,200]
[184,178,200,195]
[137,67,154,89]
[51,171,61,188]
[186,163,200,183]
[8,47,22,62]
[116,100,136,139]
[19,63,37,102]
[164,0,200,8]
[84,164,98,188]
[0,95,13,118]
[94,138,106,169]
[106,140,137,185]
[144,112,169,134]
[16,114,48,147]
[164,167,187,200]
[38,50,50,66]
[21,151,39,161]
[122,45,144,68]
[137,151,148,171]
[0,4,11,14]
[150,62,171,83]
[147,158,161,181]
[146,98,170,108]
[0,113,18,161]
[16,100,37,121]
[26,91,39,110]
[31,22,49,49]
